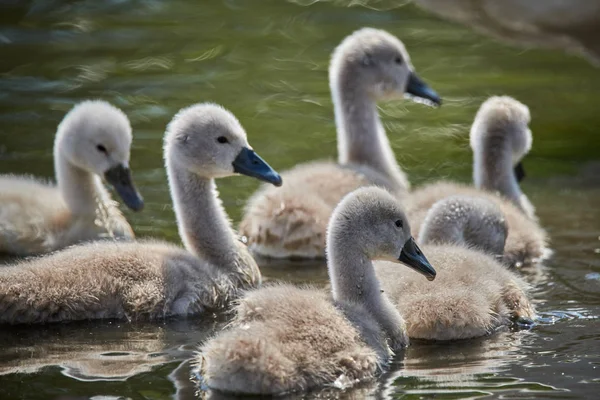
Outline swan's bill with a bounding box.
[398,237,436,281]
[514,161,526,182]
[404,72,442,107]
[104,164,144,211]
[232,147,283,187]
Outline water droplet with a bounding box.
[585,272,600,281]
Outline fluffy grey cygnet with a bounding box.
[377,195,536,341]
[0,103,281,325]
[0,100,143,256]
[199,187,436,395]
[409,96,548,267]
[239,27,441,260]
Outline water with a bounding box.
[0,0,599,398]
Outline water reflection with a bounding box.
[0,317,225,398]
[386,333,529,398]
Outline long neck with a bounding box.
[328,234,406,344]
[167,162,239,269]
[54,144,105,216]
[473,131,523,208]
[332,77,406,193]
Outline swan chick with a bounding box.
[409,95,548,267]
[470,95,535,217]
[199,187,435,395]
[0,100,143,256]
[0,103,281,325]
[240,27,441,260]
[418,195,508,257]
[377,195,535,341]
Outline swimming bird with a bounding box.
[471,96,535,216]
[239,27,441,260]
[0,100,144,256]
[199,187,436,395]
[408,96,548,267]
[0,103,282,324]
[377,195,536,340]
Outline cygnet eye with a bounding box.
[394,56,403,65]
[96,144,108,153]
[217,136,229,144]
[395,219,403,228]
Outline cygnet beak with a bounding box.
[514,161,526,183]
[104,164,144,211]
[405,72,442,106]
[232,147,283,187]
[398,237,436,281]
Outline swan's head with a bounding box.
[419,195,508,257]
[328,187,436,280]
[470,96,532,181]
[329,27,441,106]
[56,100,144,211]
[164,103,282,186]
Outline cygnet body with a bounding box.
[199,187,436,395]
[377,195,536,340]
[0,100,143,256]
[0,103,282,324]
[409,96,548,267]
[239,27,441,259]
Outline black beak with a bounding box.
[406,72,442,106]
[514,161,526,183]
[232,147,282,187]
[399,237,436,281]
[104,164,144,211]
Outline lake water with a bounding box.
[0,0,599,399]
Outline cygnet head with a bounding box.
[419,195,508,257]
[329,27,441,105]
[164,103,282,186]
[328,187,436,280]
[56,100,144,211]
[470,96,532,182]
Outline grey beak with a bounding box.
[398,237,436,281]
[232,147,282,187]
[406,72,442,106]
[514,161,526,183]
[104,164,144,211]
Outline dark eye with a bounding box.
[395,219,403,228]
[395,57,403,65]
[96,144,107,153]
[217,136,228,144]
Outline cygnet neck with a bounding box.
[473,128,523,209]
[327,230,406,345]
[332,72,405,193]
[54,142,107,216]
[167,161,239,269]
